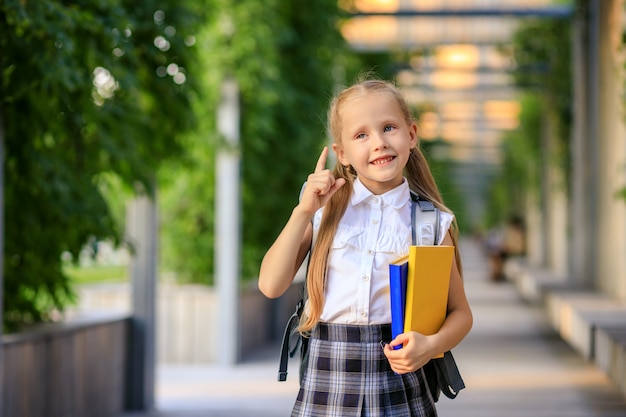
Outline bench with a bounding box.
[506,259,626,399]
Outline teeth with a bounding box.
[372,157,393,165]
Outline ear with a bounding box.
[408,122,419,149]
[332,143,349,166]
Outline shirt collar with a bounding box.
[351,178,411,209]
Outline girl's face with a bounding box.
[333,91,418,195]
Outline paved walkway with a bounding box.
[120,239,626,417]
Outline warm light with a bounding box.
[353,0,399,12]
[419,111,440,140]
[440,123,475,143]
[440,101,480,115]
[484,100,521,116]
[422,45,481,89]
[341,17,399,46]
[429,70,477,90]
[409,0,443,10]
[447,129,501,146]
[448,144,502,164]
[410,0,555,12]
[435,44,480,69]
[484,100,520,129]
[439,101,480,121]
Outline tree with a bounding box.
[0,0,206,331]
[159,0,377,283]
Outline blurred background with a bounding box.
[2,0,626,416]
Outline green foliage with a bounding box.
[65,265,127,284]
[421,140,469,234]
[509,15,572,170]
[158,128,217,284]
[1,0,206,331]
[159,0,370,283]
[484,95,543,228]
[486,15,572,227]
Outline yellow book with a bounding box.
[404,245,455,359]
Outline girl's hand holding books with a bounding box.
[383,331,438,374]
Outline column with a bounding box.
[568,0,591,286]
[216,78,241,365]
[125,192,158,410]
[596,0,626,299]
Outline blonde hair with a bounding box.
[299,77,463,333]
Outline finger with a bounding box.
[314,147,328,173]
[324,177,345,197]
[390,333,408,348]
[306,174,334,196]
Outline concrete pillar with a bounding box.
[216,78,241,365]
[525,188,544,267]
[569,2,594,287]
[125,192,158,410]
[543,110,568,276]
[586,0,602,285]
[596,0,626,300]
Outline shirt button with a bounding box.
[372,219,379,225]
[361,311,367,317]
[362,275,369,281]
[367,250,373,256]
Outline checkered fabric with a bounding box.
[291,323,437,417]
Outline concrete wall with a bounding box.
[2,316,130,417]
[71,282,303,364]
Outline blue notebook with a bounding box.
[388,255,409,350]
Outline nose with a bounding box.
[371,132,389,150]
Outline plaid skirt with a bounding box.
[291,322,437,417]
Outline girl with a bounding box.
[258,78,473,417]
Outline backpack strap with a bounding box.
[277,226,312,382]
[410,192,441,246]
[278,296,305,381]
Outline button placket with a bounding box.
[358,196,383,322]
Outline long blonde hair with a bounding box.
[299,78,462,333]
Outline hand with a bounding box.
[298,147,346,215]
[383,331,435,374]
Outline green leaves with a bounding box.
[1,0,376,332]
[1,0,206,331]
[158,0,364,283]
[486,16,572,228]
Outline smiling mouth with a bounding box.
[371,156,395,165]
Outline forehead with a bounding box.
[340,91,403,123]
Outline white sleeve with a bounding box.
[438,211,455,245]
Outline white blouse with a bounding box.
[311,178,453,325]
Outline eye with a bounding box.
[384,125,395,132]
[355,132,367,140]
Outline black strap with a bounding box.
[277,228,312,382]
[435,351,466,399]
[277,297,304,381]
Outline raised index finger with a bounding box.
[314,147,329,173]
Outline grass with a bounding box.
[64,264,128,284]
